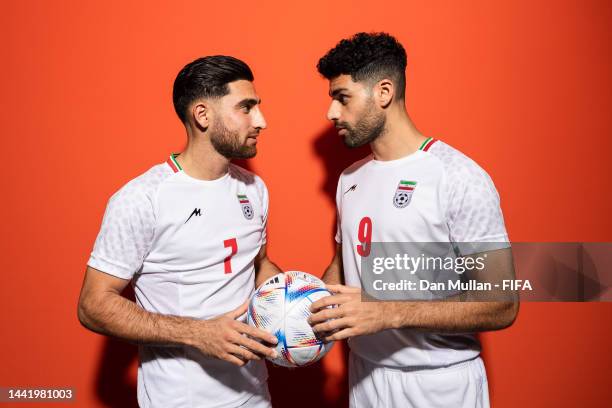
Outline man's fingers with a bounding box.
[310,294,349,312]
[235,321,278,345]
[227,344,261,362]
[226,300,249,319]
[234,335,278,359]
[324,284,344,294]
[325,284,361,294]
[221,353,247,367]
[312,317,351,334]
[324,328,354,342]
[309,307,343,325]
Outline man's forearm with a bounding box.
[385,301,518,333]
[255,258,283,287]
[78,292,196,347]
[322,243,343,285]
[386,248,518,333]
[322,264,342,285]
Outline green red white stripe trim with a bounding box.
[166,153,183,173]
[237,194,250,204]
[398,180,417,190]
[419,137,437,152]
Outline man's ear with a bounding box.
[375,79,394,108]
[191,101,210,130]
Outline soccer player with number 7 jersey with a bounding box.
[309,33,519,407]
[78,56,281,408]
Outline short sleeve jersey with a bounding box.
[88,155,269,408]
[335,138,509,368]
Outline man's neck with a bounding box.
[370,107,428,161]
[175,130,231,181]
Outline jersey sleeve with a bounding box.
[334,176,343,244]
[445,161,509,256]
[258,178,270,246]
[88,184,156,280]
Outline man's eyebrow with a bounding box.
[236,98,261,108]
[329,88,348,97]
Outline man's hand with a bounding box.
[308,284,389,342]
[190,301,279,366]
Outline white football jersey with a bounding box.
[88,154,269,408]
[335,138,509,368]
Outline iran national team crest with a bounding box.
[393,180,417,208]
[237,194,254,220]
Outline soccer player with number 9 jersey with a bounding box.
[309,33,519,408]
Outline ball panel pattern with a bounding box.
[248,271,334,367]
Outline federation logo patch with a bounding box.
[393,180,417,208]
[237,194,254,220]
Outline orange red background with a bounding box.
[1,1,611,407]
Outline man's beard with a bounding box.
[210,119,256,159]
[341,104,386,148]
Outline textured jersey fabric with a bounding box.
[335,139,509,368]
[88,156,270,408]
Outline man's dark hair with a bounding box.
[173,55,254,123]
[317,32,407,100]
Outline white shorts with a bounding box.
[238,383,271,408]
[349,352,489,408]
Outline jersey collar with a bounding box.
[166,153,183,173]
[418,137,437,152]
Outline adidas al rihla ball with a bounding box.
[247,271,334,367]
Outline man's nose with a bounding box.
[253,108,267,130]
[327,101,340,122]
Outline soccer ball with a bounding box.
[247,271,334,367]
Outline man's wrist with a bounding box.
[166,315,199,348]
